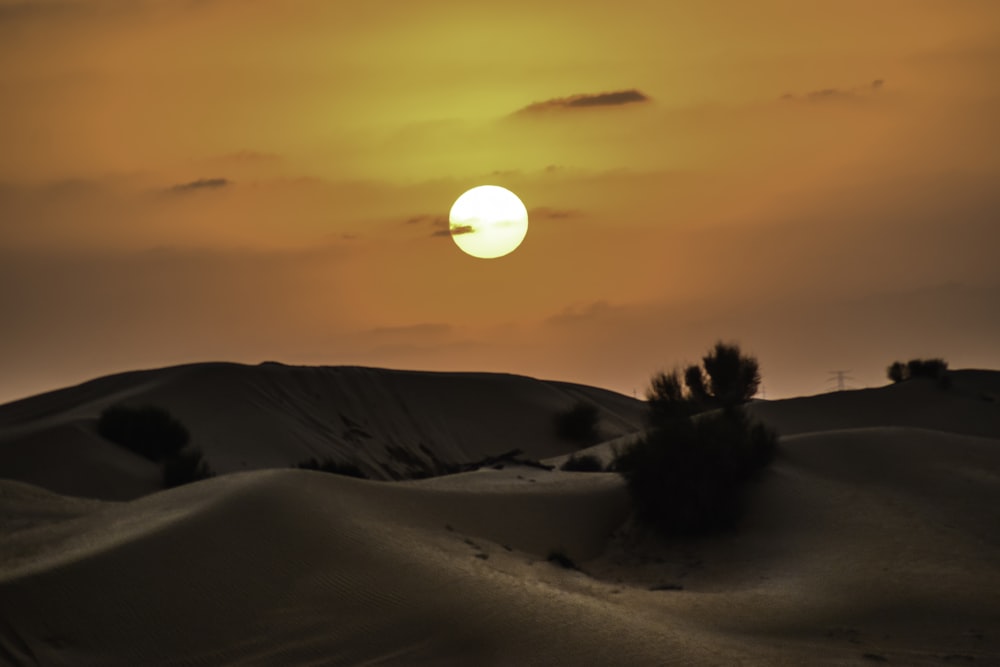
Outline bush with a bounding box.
[560,453,605,472]
[645,343,762,429]
[97,404,189,462]
[554,401,601,445]
[886,358,949,387]
[296,458,368,479]
[163,448,214,488]
[699,342,761,409]
[614,408,777,536]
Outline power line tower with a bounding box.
[827,370,854,392]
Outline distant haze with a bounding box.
[1,0,999,402]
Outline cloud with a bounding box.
[432,224,474,238]
[530,207,580,221]
[516,89,650,114]
[169,177,231,193]
[782,79,885,102]
[405,213,448,226]
[406,213,476,238]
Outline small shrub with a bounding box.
[887,361,907,383]
[614,407,777,536]
[560,454,605,472]
[98,404,189,462]
[554,401,601,445]
[163,448,214,488]
[296,457,368,479]
[886,358,950,387]
[647,343,762,423]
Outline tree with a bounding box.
[701,342,761,408]
[615,341,777,536]
[554,401,601,445]
[646,342,762,419]
[886,358,950,387]
[97,404,189,462]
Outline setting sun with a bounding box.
[448,185,529,259]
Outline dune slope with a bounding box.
[0,363,644,498]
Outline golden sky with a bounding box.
[2,0,999,401]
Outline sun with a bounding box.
[448,185,529,259]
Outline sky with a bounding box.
[2,0,999,403]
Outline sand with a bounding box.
[1,365,999,665]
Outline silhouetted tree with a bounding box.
[615,341,776,536]
[683,364,711,406]
[554,401,601,445]
[887,358,950,388]
[701,342,761,408]
[646,370,696,426]
[98,404,189,462]
[887,361,907,383]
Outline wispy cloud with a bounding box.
[516,89,650,114]
[169,177,231,193]
[781,79,885,102]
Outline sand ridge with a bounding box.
[1,367,999,665]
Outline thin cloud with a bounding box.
[169,178,231,193]
[530,207,580,220]
[516,89,650,114]
[432,224,474,238]
[407,214,476,238]
[782,79,885,102]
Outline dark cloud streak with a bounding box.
[169,177,231,193]
[517,89,650,114]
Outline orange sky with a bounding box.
[2,0,999,402]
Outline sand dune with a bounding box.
[0,363,645,498]
[1,368,999,665]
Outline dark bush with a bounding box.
[614,408,777,536]
[886,358,950,387]
[906,358,949,381]
[297,457,368,479]
[647,343,762,423]
[163,448,214,488]
[700,342,761,408]
[97,404,189,462]
[554,401,601,445]
[887,361,907,383]
[560,454,605,472]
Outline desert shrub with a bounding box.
[163,447,214,488]
[886,358,950,387]
[554,401,601,445]
[560,453,605,472]
[98,404,189,462]
[614,408,777,535]
[647,343,761,423]
[296,457,368,479]
[887,361,907,383]
[700,342,761,409]
[906,358,949,381]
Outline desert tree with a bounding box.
[615,341,777,536]
[887,361,907,383]
[554,401,602,445]
[98,404,189,462]
[700,342,761,409]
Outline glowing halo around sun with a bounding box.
[448,185,529,259]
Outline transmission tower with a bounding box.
[827,370,854,392]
